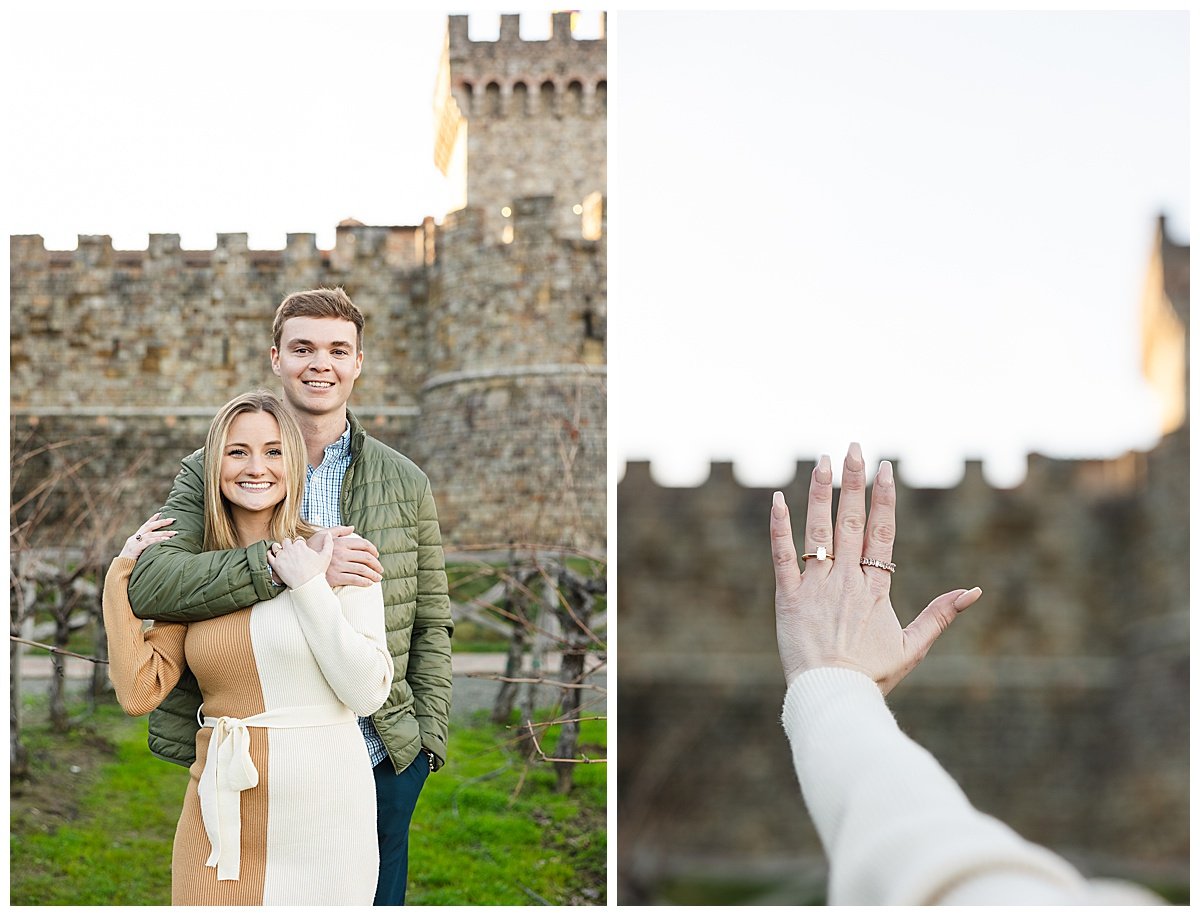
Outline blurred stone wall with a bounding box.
[617,223,1189,902]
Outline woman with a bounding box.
[769,443,1161,905]
[103,390,393,905]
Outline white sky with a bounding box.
[5,5,603,252]
[609,9,1190,487]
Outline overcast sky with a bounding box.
[5,6,602,251]
[609,9,1189,487]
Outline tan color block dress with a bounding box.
[103,557,393,905]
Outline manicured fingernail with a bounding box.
[848,442,862,467]
[953,586,982,610]
[772,491,786,518]
[816,455,832,484]
[878,460,893,485]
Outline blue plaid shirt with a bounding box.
[301,422,389,768]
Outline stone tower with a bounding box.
[413,13,607,550]
[433,12,607,241]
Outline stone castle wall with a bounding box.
[616,430,1189,899]
[11,12,606,555]
[10,189,606,552]
[9,227,430,410]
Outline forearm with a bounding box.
[128,537,278,622]
[103,558,187,716]
[290,577,393,716]
[126,452,280,621]
[783,668,1092,905]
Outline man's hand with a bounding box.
[269,535,334,589]
[320,526,384,588]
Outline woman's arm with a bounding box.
[770,446,1163,905]
[270,533,393,716]
[288,577,394,716]
[782,667,1102,904]
[104,554,188,717]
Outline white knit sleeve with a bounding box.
[781,668,1161,905]
[287,577,394,716]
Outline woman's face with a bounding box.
[219,410,288,519]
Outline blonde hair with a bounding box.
[202,389,317,551]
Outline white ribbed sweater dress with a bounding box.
[781,667,1164,905]
[103,556,394,906]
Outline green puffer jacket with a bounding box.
[126,411,453,774]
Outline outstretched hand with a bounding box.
[771,443,982,695]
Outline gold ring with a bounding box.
[800,546,833,561]
[860,556,896,573]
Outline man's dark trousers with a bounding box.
[373,752,431,905]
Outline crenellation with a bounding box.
[76,236,113,266]
[447,14,469,47]
[147,233,180,256]
[215,232,249,254]
[11,234,47,258]
[550,11,572,41]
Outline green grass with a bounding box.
[409,711,606,905]
[10,697,606,906]
[11,701,183,905]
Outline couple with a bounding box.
[102,288,452,906]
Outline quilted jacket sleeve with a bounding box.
[126,449,282,622]
[408,477,454,769]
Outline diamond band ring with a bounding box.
[801,546,834,562]
[860,556,896,573]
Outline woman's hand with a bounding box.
[771,443,982,695]
[268,534,334,589]
[119,513,177,560]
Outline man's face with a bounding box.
[271,316,363,420]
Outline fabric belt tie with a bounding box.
[196,703,355,880]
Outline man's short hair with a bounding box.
[273,287,365,352]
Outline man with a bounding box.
[128,287,453,906]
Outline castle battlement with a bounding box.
[13,223,435,273]
[620,447,1148,501]
[448,12,606,51]
[438,12,607,141]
